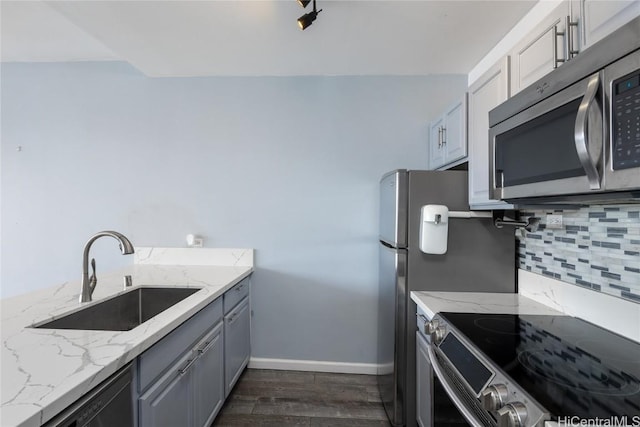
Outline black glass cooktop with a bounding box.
[440,312,640,419]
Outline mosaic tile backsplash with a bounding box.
[517,204,640,303]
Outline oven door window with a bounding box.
[417,332,469,427]
[495,98,584,187]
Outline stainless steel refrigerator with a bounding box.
[377,169,515,427]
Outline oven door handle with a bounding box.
[427,345,484,427]
[574,72,602,190]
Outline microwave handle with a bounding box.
[574,72,602,190]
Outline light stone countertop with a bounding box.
[1,248,253,427]
[411,291,563,320]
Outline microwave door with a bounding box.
[490,72,604,201]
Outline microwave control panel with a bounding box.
[612,71,640,170]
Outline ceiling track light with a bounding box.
[297,0,322,30]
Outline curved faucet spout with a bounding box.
[80,231,135,303]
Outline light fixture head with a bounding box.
[297,0,311,8]
[297,10,318,30]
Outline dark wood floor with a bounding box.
[212,369,392,426]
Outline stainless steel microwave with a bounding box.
[489,17,640,205]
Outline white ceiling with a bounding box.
[1,0,537,77]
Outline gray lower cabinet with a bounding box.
[139,322,224,427]
[224,296,250,397]
[137,278,251,427]
[194,323,225,427]
[139,350,195,427]
[138,320,225,427]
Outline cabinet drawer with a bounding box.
[139,297,223,392]
[223,278,250,314]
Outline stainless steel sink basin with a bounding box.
[34,287,201,331]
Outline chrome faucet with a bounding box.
[80,231,135,303]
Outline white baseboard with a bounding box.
[248,357,380,375]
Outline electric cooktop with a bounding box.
[440,312,640,420]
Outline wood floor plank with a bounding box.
[310,418,394,426]
[233,382,371,402]
[212,369,391,427]
[251,397,388,420]
[214,413,311,426]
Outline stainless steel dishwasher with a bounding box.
[44,363,134,427]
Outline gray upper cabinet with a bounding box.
[510,1,577,96]
[468,58,514,210]
[428,95,468,170]
[579,0,640,49]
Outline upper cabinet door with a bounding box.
[428,117,445,170]
[428,96,468,170]
[468,57,514,210]
[579,0,640,49]
[442,95,468,167]
[510,1,573,95]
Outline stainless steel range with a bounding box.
[423,312,640,426]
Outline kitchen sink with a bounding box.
[33,287,201,331]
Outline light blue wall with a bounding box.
[1,62,466,364]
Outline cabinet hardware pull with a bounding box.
[235,284,244,291]
[566,16,579,58]
[442,127,447,145]
[437,127,442,148]
[179,357,197,375]
[553,23,565,69]
[198,340,214,355]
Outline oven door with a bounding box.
[489,71,605,201]
[422,336,494,427]
[416,331,471,427]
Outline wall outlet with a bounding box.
[186,234,204,247]
[546,214,563,229]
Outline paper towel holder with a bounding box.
[492,210,541,232]
[447,209,540,232]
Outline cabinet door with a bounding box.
[428,117,445,170]
[510,1,571,95]
[442,95,468,166]
[224,297,251,397]
[193,322,225,427]
[468,58,514,210]
[416,332,432,427]
[139,351,194,427]
[580,0,640,48]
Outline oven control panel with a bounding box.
[611,70,640,170]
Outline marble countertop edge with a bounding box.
[411,291,563,319]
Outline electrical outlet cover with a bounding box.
[546,214,563,229]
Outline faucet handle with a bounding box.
[88,258,97,295]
